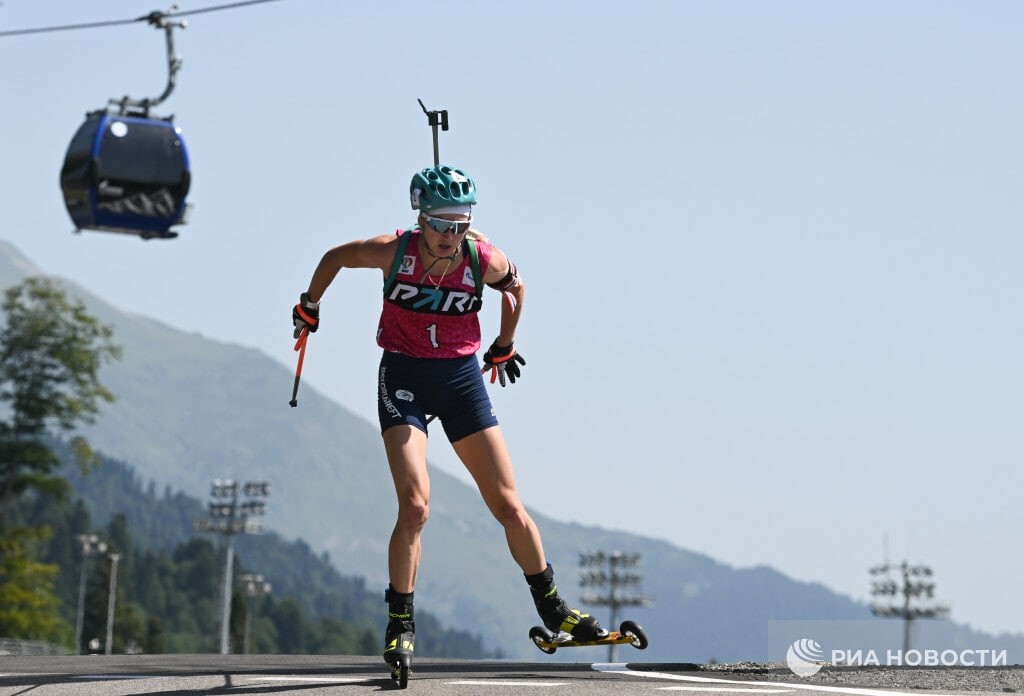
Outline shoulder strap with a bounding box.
[383,228,414,297]
[464,238,483,299]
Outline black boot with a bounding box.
[383,585,415,664]
[525,563,606,641]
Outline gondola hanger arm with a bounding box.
[109,6,187,117]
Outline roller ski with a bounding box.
[383,586,414,688]
[529,619,649,654]
[524,563,648,654]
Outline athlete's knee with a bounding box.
[491,497,531,531]
[397,497,429,532]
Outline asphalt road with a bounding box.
[0,655,1021,695]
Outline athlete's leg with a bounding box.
[452,425,606,639]
[382,424,430,593]
[451,425,546,575]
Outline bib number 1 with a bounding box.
[426,323,439,349]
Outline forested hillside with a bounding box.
[12,443,499,657]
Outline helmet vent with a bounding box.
[410,165,477,210]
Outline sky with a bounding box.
[1,1,1021,638]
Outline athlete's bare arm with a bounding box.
[306,234,399,303]
[483,246,525,347]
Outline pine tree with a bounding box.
[0,277,120,642]
[0,277,120,525]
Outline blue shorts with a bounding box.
[377,351,499,443]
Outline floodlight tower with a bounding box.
[869,560,950,653]
[193,479,270,654]
[579,551,651,661]
[239,573,272,654]
[74,534,108,655]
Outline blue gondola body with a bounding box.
[60,112,191,239]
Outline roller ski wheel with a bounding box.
[388,654,411,689]
[620,620,649,650]
[528,620,649,653]
[530,625,558,654]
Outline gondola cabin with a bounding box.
[60,112,191,239]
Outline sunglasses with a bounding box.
[422,214,471,235]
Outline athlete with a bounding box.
[292,165,605,665]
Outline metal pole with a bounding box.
[105,553,121,655]
[74,535,105,655]
[75,554,88,656]
[902,563,912,654]
[219,530,235,654]
[239,573,270,655]
[608,554,619,662]
[244,592,253,655]
[417,98,447,167]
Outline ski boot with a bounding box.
[526,563,607,641]
[383,586,414,688]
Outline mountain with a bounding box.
[3,238,1022,663]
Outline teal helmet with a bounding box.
[409,165,477,211]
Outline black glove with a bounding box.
[482,340,526,387]
[292,292,320,338]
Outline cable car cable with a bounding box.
[0,18,136,37]
[168,0,285,19]
[0,0,284,39]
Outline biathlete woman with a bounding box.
[292,165,606,664]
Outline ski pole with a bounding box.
[289,328,309,407]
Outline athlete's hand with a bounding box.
[483,340,526,387]
[292,292,320,338]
